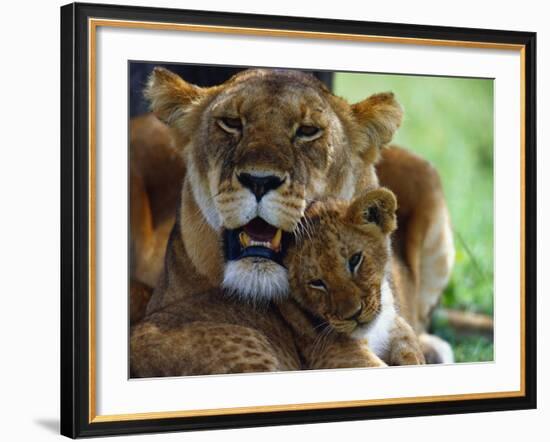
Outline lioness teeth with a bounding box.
[239,229,283,252]
[271,228,282,251]
[239,231,251,248]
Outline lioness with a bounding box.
[131,68,454,376]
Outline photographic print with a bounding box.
[60,3,535,437]
[128,62,494,378]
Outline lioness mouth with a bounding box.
[223,218,288,265]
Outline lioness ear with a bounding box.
[144,67,206,126]
[351,92,403,148]
[346,188,397,235]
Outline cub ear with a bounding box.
[346,188,397,235]
[351,92,403,149]
[144,67,206,126]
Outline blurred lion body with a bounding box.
[130,68,454,375]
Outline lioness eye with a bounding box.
[308,279,327,292]
[296,125,322,140]
[218,117,243,133]
[348,252,363,274]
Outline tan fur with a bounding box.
[130,68,452,375]
[131,290,301,376]
[275,300,387,369]
[376,148,455,362]
[280,189,424,367]
[376,147,455,332]
[388,316,425,365]
[130,113,185,288]
[129,280,153,325]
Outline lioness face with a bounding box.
[146,68,402,301]
[285,189,397,334]
[211,78,338,230]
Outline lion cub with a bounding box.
[279,188,425,368]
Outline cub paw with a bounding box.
[419,333,454,364]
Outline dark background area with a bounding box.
[129,62,333,117]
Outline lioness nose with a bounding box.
[237,173,284,201]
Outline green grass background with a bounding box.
[334,73,494,363]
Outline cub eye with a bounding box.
[308,279,327,292]
[218,117,243,133]
[296,125,322,141]
[348,252,363,274]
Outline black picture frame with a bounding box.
[60,2,537,438]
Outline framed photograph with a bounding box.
[60,2,536,438]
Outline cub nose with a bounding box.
[237,173,285,201]
[343,304,363,322]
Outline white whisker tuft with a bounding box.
[222,259,290,304]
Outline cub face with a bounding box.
[285,189,397,334]
[146,68,402,301]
